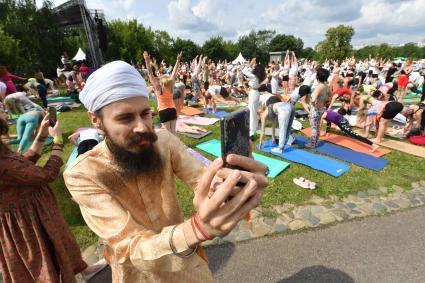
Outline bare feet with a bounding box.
[370,144,379,153]
[271,147,283,153]
[304,142,316,148]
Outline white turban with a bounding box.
[79,60,149,112]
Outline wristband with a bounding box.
[190,216,202,242]
[193,213,213,241]
[53,136,63,144]
[36,136,47,142]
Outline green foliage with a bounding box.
[0,0,65,76]
[173,38,200,62]
[316,25,355,61]
[202,36,227,62]
[238,30,276,64]
[354,43,425,60]
[302,47,317,60]
[0,26,20,66]
[269,34,303,56]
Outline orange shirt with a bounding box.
[156,88,175,111]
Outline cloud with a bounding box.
[168,0,216,32]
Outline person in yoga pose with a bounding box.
[372,101,404,143]
[258,85,311,152]
[358,90,384,138]
[144,50,182,135]
[306,68,330,148]
[288,51,298,92]
[320,109,379,152]
[281,50,290,95]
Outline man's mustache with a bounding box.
[127,131,158,146]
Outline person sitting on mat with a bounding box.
[258,85,311,152]
[371,101,404,144]
[320,109,379,152]
[68,128,104,156]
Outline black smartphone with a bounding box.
[220,108,250,168]
[48,107,57,127]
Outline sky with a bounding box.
[37,0,425,48]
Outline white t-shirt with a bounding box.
[271,77,279,94]
[0,81,6,95]
[207,85,221,96]
[79,129,100,142]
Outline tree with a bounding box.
[173,38,200,62]
[0,26,20,67]
[222,40,239,61]
[316,25,355,61]
[269,34,303,56]
[301,47,317,60]
[237,30,275,64]
[202,36,227,62]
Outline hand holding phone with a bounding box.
[220,108,250,169]
[48,107,57,127]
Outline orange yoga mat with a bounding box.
[180,106,204,116]
[301,128,391,157]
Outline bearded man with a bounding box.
[64,61,269,283]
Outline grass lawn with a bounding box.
[7,101,425,250]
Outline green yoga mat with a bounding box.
[196,139,290,178]
[47,96,75,102]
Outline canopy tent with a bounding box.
[73,48,86,61]
[232,53,246,64]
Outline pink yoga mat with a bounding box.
[178,115,219,126]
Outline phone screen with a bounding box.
[220,108,250,167]
[48,107,57,127]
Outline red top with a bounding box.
[0,149,87,282]
[334,87,351,97]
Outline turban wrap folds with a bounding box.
[79,61,149,112]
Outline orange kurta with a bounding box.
[64,130,213,283]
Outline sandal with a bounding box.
[293,177,316,190]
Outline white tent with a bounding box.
[232,52,246,64]
[72,48,86,61]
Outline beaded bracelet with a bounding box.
[169,225,198,259]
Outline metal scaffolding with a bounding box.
[53,0,105,68]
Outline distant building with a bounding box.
[269,51,285,63]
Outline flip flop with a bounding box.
[293,177,310,189]
[82,259,108,282]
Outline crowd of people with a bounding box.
[0,49,424,282]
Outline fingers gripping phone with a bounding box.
[48,107,57,127]
[220,108,250,169]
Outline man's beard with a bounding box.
[102,125,163,178]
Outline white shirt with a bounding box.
[79,129,100,142]
[0,81,6,94]
[271,77,279,94]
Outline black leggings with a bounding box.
[336,119,373,145]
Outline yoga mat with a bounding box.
[196,139,289,178]
[376,139,425,159]
[203,109,229,117]
[179,131,211,139]
[256,121,303,136]
[294,136,388,171]
[180,106,204,116]
[301,128,391,157]
[65,146,79,170]
[186,147,212,166]
[47,96,75,103]
[257,140,350,177]
[178,115,219,126]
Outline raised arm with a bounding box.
[171,51,183,80]
[143,51,159,90]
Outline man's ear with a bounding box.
[87,111,102,129]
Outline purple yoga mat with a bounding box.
[187,147,212,166]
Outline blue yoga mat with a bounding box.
[258,139,350,177]
[294,136,388,171]
[65,146,79,170]
[196,139,290,178]
[203,109,229,117]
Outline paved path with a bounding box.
[88,206,425,283]
[206,206,425,283]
